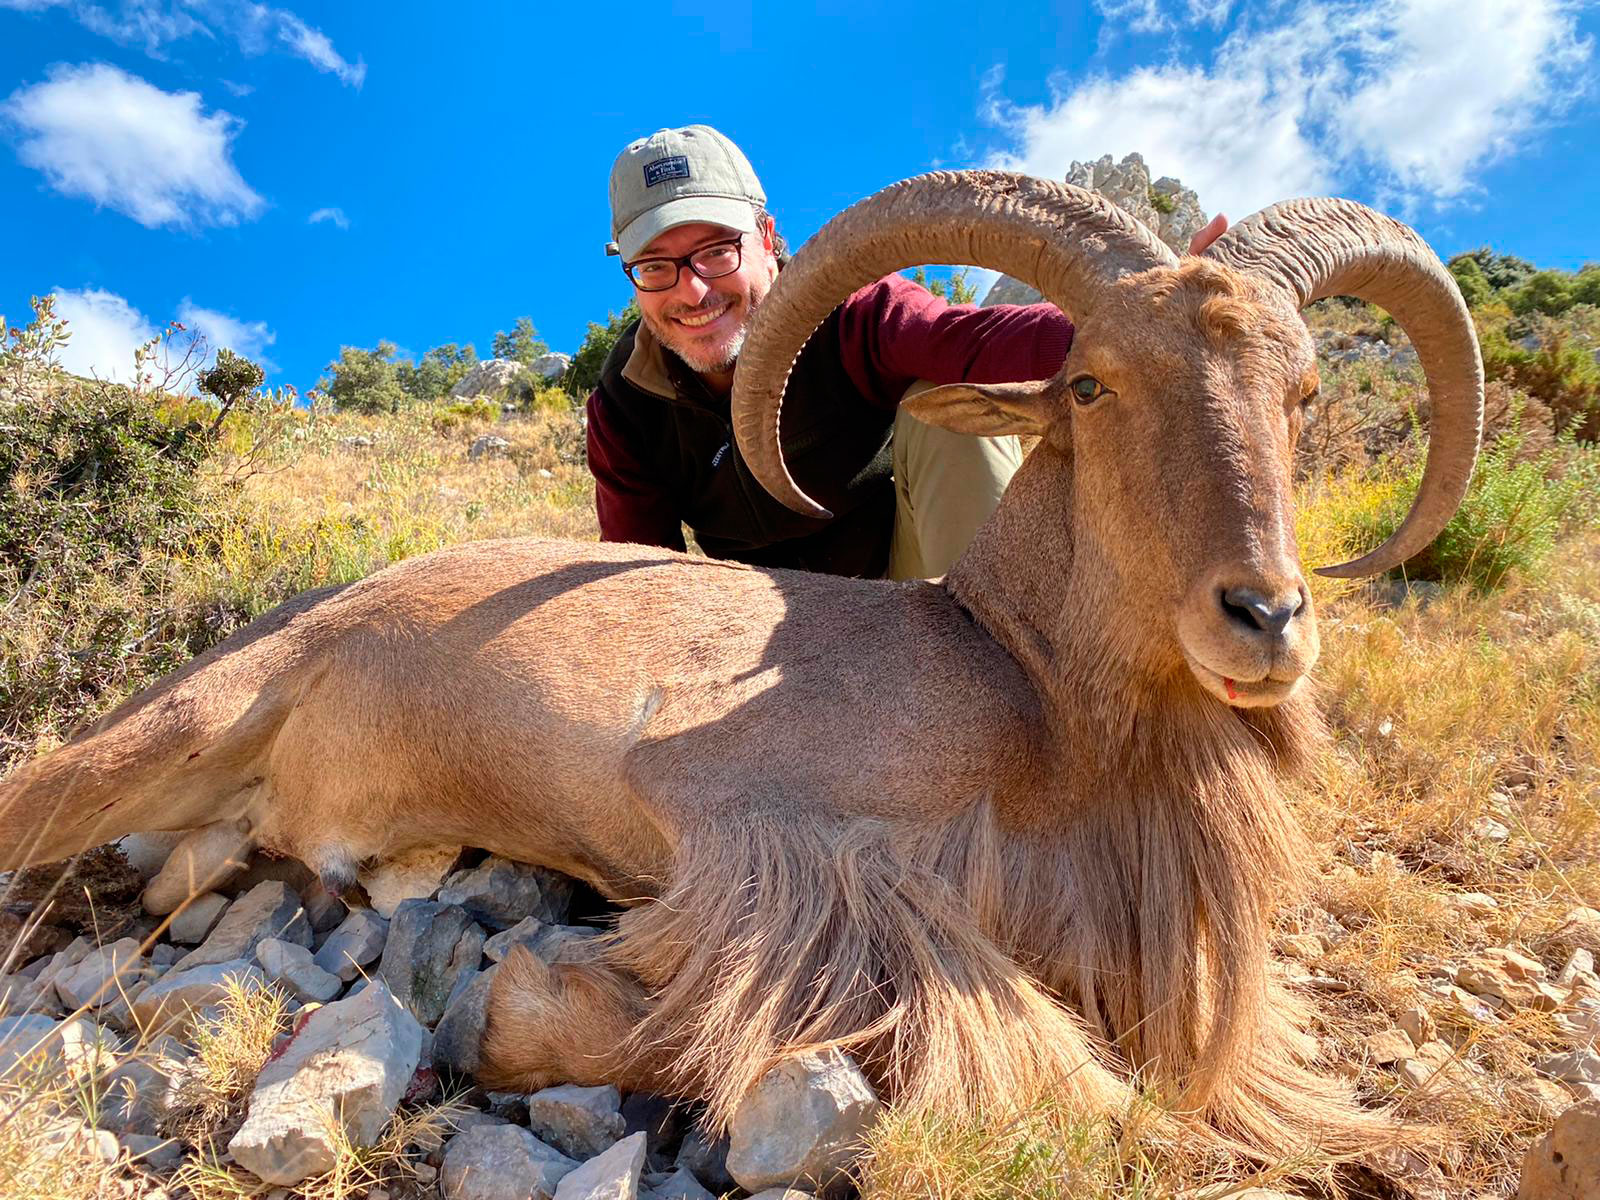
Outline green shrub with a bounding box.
[1329,421,1600,592]
[0,311,228,764]
[1480,323,1600,441]
[566,301,640,397]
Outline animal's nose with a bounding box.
[1219,585,1304,638]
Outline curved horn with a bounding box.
[732,170,1178,517]
[1204,198,1483,578]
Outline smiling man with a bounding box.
[585,125,1217,579]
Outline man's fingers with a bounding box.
[1188,213,1228,256]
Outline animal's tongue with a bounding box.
[1224,677,1238,701]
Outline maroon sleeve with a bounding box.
[834,274,1074,409]
[585,389,687,551]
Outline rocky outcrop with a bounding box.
[980,152,1206,307]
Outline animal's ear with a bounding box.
[900,377,1065,438]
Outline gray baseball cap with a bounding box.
[607,125,766,261]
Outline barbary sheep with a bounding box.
[0,171,1481,1158]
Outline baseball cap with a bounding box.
[607,125,766,261]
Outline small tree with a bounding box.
[396,342,479,402]
[1447,256,1494,309]
[318,342,408,414]
[907,266,979,304]
[197,348,265,434]
[492,317,548,365]
[566,301,640,396]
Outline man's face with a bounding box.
[630,220,779,377]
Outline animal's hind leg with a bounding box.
[477,942,675,1096]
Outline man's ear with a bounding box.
[900,377,1065,437]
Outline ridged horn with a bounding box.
[732,170,1178,517]
[1204,198,1483,578]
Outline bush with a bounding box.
[566,301,640,397]
[1324,421,1600,592]
[1480,322,1600,441]
[319,342,409,414]
[0,315,227,764]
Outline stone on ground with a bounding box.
[1518,1099,1600,1199]
[255,936,342,1002]
[359,845,464,918]
[177,880,310,970]
[142,820,253,915]
[228,979,424,1185]
[168,891,231,944]
[52,936,145,1012]
[440,1122,579,1200]
[432,965,496,1076]
[647,1167,715,1199]
[726,1049,881,1195]
[116,832,186,880]
[1397,1005,1438,1046]
[1538,1049,1600,1088]
[1364,1028,1415,1065]
[130,959,268,1034]
[0,1013,61,1075]
[439,857,571,930]
[553,1130,647,1200]
[313,907,390,981]
[378,899,486,1025]
[528,1083,627,1159]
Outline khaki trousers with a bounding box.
[885,382,1024,581]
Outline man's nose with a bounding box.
[671,268,711,305]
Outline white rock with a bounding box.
[554,1131,646,1200]
[53,937,145,1013]
[116,832,186,880]
[168,892,231,944]
[229,979,424,1185]
[131,960,270,1034]
[441,1123,579,1200]
[57,1016,122,1077]
[0,1013,61,1075]
[143,820,253,915]
[530,352,572,381]
[451,359,528,401]
[359,846,462,918]
[1557,948,1595,988]
[726,1049,881,1194]
[1537,1048,1600,1087]
[256,937,342,1002]
[528,1083,626,1159]
[177,880,310,970]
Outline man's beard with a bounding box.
[645,288,762,376]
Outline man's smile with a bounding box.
[672,297,734,330]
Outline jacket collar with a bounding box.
[622,319,728,413]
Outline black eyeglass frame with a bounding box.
[621,236,746,292]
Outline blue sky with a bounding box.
[1,0,1596,391]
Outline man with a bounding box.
[586,124,1223,579]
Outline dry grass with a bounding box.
[163,972,292,1150]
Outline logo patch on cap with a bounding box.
[643,155,691,188]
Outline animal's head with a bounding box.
[731,172,1482,709]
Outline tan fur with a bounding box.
[0,262,1410,1159]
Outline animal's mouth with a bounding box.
[1184,654,1303,708]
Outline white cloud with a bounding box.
[50,287,156,383]
[0,2,365,86]
[986,0,1593,219]
[308,206,349,229]
[275,12,365,87]
[177,299,277,370]
[2,63,265,230]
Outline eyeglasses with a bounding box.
[623,237,744,292]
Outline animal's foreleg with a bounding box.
[477,943,675,1096]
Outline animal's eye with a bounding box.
[1070,376,1107,405]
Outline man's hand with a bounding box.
[1188,213,1228,256]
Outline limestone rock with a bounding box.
[484,919,599,965]
[647,1167,715,1200]
[229,979,424,1185]
[554,1131,647,1200]
[143,820,253,915]
[674,1130,734,1194]
[313,908,389,982]
[726,1049,881,1194]
[1484,947,1546,980]
[100,1035,188,1135]
[981,152,1205,306]
[116,832,186,880]
[360,846,463,918]
[528,1083,627,1159]
[1555,907,1600,952]
[441,1122,579,1200]
[470,434,512,461]
[256,937,342,1002]
[57,1015,122,1078]
[169,892,231,944]
[452,359,528,401]
[177,881,310,970]
[1448,891,1500,918]
[432,965,495,1077]
[378,899,485,1026]
[131,960,270,1034]
[1538,1049,1600,1088]
[1518,1099,1600,1199]
[1364,1028,1416,1066]
[0,1013,61,1075]
[120,1132,185,1172]
[53,937,145,1016]
[1558,948,1596,988]
[1397,1006,1438,1046]
[531,352,572,381]
[439,858,572,930]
